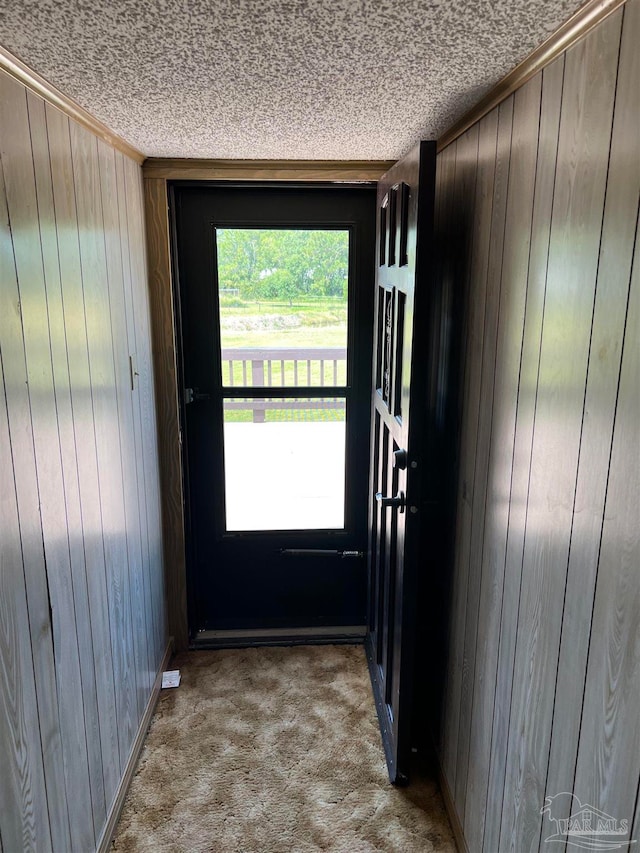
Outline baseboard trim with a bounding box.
[96,638,174,853]
[434,749,469,853]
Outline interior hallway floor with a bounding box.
[112,644,456,852]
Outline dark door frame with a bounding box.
[169,181,377,645]
[142,166,391,653]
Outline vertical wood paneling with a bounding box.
[97,140,148,720]
[572,205,639,832]
[114,151,155,696]
[0,362,50,853]
[0,74,69,852]
[455,94,514,814]
[442,112,498,786]
[544,0,640,824]
[435,3,639,851]
[38,97,105,842]
[0,67,166,851]
[499,15,622,850]
[127,164,166,669]
[433,126,478,755]
[69,120,137,790]
[24,88,95,852]
[463,74,542,853]
[46,103,114,832]
[0,138,56,853]
[482,54,565,853]
[445,124,479,440]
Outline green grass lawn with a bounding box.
[224,406,346,423]
[219,297,347,344]
[220,295,346,316]
[219,297,348,382]
[220,324,347,349]
[219,297,349,418]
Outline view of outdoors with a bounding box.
[216,229,349,531]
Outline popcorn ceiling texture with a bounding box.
[0,0,581,159]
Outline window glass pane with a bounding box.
[223,398,346,531]
[216,229,349,388]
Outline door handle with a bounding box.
[280,549,364,558]
[393,449,408,470]
[375,491,406,513]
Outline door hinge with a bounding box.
[184,387,211,404]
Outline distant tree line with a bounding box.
[216,229,349,303]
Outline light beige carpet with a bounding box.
[112,645,455,852]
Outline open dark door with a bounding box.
[366,141,436,784]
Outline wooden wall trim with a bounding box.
[142,158,393,181]
[143,178,189,651]
[437,0,627,151]
[96,640,173,853]
[0,45,145,164]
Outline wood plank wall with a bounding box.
[0,70,167,852]
[434,1,640,850]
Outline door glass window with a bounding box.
[216,229,349,387]
[216,228,350,532]
[223,398,346,531]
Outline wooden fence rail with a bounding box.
[220,346,347,422]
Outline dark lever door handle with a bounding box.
[375,491,406,512]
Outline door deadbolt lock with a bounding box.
[375,491,406,512]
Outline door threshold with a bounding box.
[192,625,367,649]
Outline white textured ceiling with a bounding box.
[0,0,581,159]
